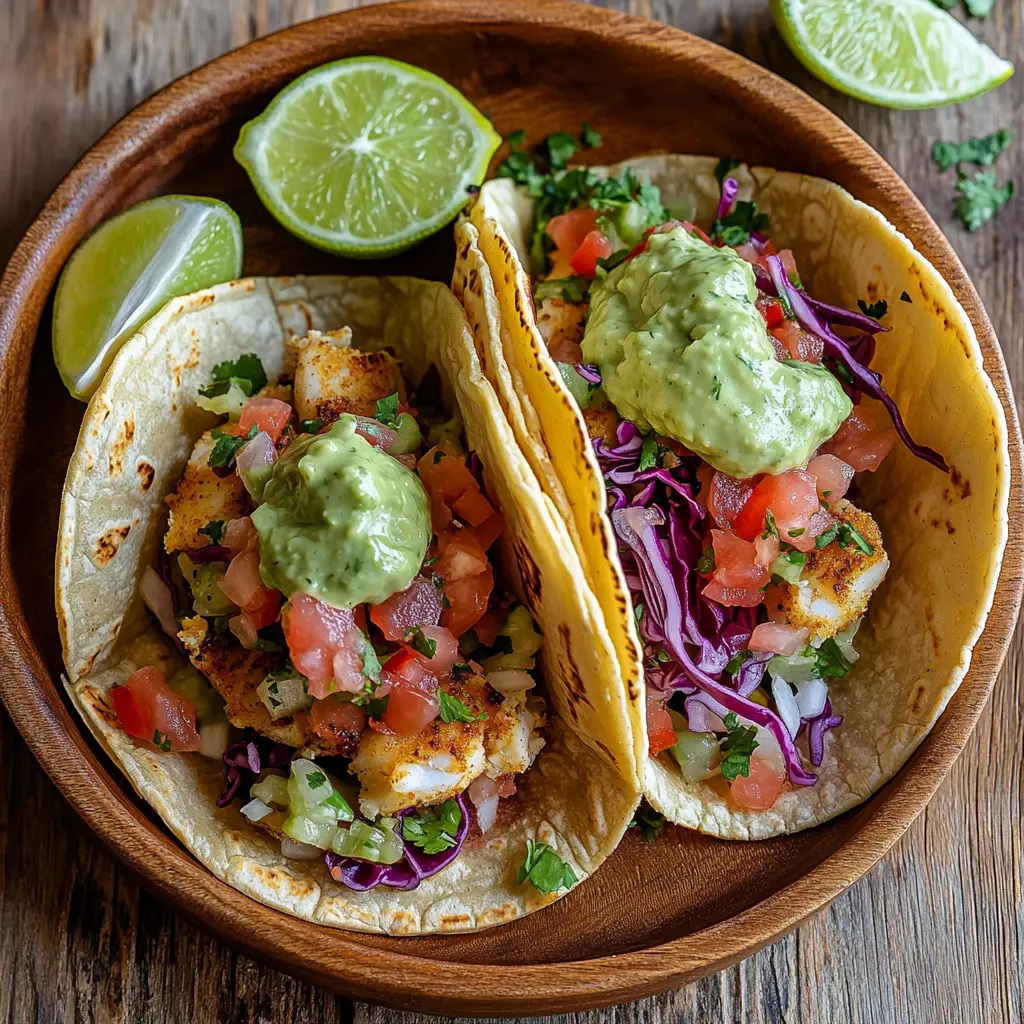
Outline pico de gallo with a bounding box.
[497,130,947,813]
[116,329,550,891]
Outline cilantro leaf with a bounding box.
[628,804,667,841]
[211,353,267,394]
[300,418,324,434]
[360,695,389,717]
[199,520,225,545]
[438,690,487,723]
[208,425,257,469]
[696,545,716,574]
[198,377,252,400]
[410,628,437,659]
[546,132,580,170]
[360,634,381,682]
[836,521,874,555]
[152,729,172,752]
[814,522,839,549]
[725,650,752,678]
[785,550,806,567]
[954,171,1015,231]
[762,508,780,541]
[711,375,722,400]
[815,637,853,678]
[857,298,888,320]
[534,277,588,304]
[964,0,996,17]
[638,434,659,472]
[714,156,740,186]
[719,712,759,781]
[581,123,602,148]
[516,839,577,894]
[305,769,327,790]
[712,200,769,246]
[596,248,630,273]
[507,128,526,149]
[402,799,463,855]
[932,129,1012,171]
[375,392,399,426]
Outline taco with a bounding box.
[57,274,639,933]
[455,145,1009,838]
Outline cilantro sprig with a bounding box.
[954,171,1015,232]
[208,425,257,469]
[534,276,588,304]
[932,129,1012,171]
[516,839,577,894]
[375,392,399,426]
[439,690,487,723]
[628,804,667,842]
[719,712,759,781]
[208,352,267,395]
[199,520,225,544]
[402,799,462,854]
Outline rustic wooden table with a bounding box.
[1,1,1020,1021]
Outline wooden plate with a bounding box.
[1,1,1020,1014]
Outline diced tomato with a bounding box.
[730,469,820,543]
[569,229,614,278]
[472,512,504,552]
[418,447,478,506]
[757,295,786,330]
[646,700,677,756]
[430,495,453,532]
[701,579,765,608]
[370,577,443,642]
[749,622,809,655]
[546,208,599,258]
[223,516,255,554]
[710,530,768,589]
[406,624,459,676]
[310,695,367,751]
[706,472,756,529]
[786,506,835,554]
[770,319,823,362]
[110,666,200,752]
[806,454,854,502]
[239,397,292,443]
[753,532,780,568]
[729,753,786,810]
[437,529,489,582]
[218,540,281,628]
[680,220,711,244]
[381,650,440,735]
[228,612,259,649]
[332,634,367,694]
[443,565,494,637]
[821,402,897,473]
[777,248,800,283]
[496,774,517,798]
[452,488,495,527]
[473,610,504,647]
[282,593,358,695]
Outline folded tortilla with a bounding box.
[457,155,1010,838]
[56,274,640,933]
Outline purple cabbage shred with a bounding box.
[218,729,295,808]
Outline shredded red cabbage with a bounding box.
[218,729,295,807]
[184,544,234,564]
[807,698,843,767]
[325,794,471,891]
[717,177,739,222]
[574,363,602,384]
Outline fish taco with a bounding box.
[57,274,639,933]
[455,143,1009,838]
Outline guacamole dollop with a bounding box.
[582,227,852,478]
[248,416,430,609]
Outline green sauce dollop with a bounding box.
[248,416,430,608]
[582,227,852,478]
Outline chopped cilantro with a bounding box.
[596,248,630,273]
[762,508,780,541]
[198,377,251,400]
[628,804,667,841]
[719,712,759,781]
[581,123,602,148]
[210,352,267,394]
[711,375,722,400]
[726,650,752,678]
[954,171,1015,231]
[506,128,526,149]
[785,550,806,567]
[375,392,399,425]
[814,522,839,549]
[633,601,645,633]
[815,637,853,678]
[837,522,874,555]
[696,545,716,574]
[439,690,487,723]
[199,520,225,545]
[476,633,513,659]
[208,425,257,469]
[534,276,588,304]
[638,434,659,472]
[546,132,581,170]
[360,695,389,717]
[932,129,1012,171]
[402,799,462,855]
[714,156,740,186]
[712,200,770,246]
[300,418,324,434]
[361,634,381,681]
[152,730,172,752]
[857,298,888,320]
[516,839,577,894]
[305,769,327,790]
[410,628,437,659]
[432,450,445,464]
[788,527,805,538]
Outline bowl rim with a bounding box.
[1,0,1021,1014]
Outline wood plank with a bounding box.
[0,0,1020,1021]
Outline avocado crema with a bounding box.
[247,415,431,608]
[582,227,852,478]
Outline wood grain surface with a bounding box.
[0,1,1021,1022]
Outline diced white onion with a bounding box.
[486,669,535,693]
[280,837,323,860]
[795,678,829,720]
[240,797,273,822]
[229,612,259,649]
[468,775,499,835]
[771,676,802,739]
[236,430,276,490]
[199,720,231,759]
[140,566,179,639]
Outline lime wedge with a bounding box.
[772,0,1014,109]
[234,57,501,257]
[53,195,243,399]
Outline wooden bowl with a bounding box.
[1,0,1020,1014]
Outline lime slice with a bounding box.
[53,195,243,399]
[772,0,1014,109]
[234,57,501,257]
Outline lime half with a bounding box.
[772,0,1014,109]
[53,195,243,399]
[234,57,501,257]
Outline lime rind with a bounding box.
[53,195,243,399]
[772,0,1014,109]
[234,56,501,258]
